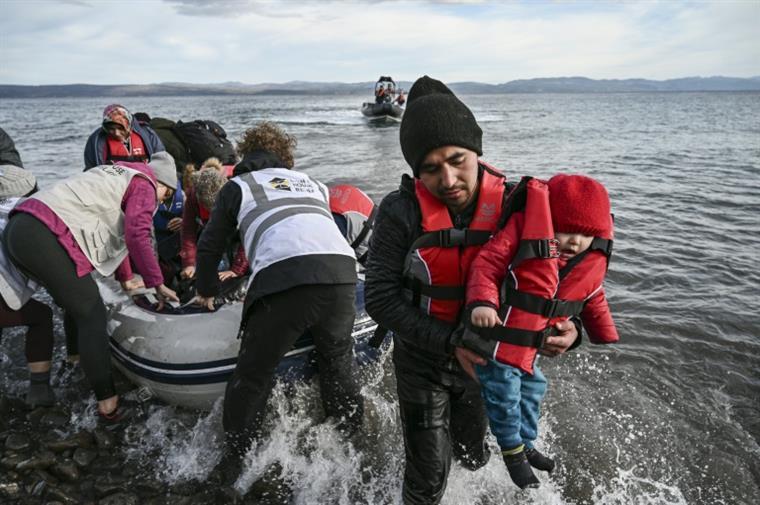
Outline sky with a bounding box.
[0,0,758,85]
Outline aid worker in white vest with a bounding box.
[192,122,364,476]
[3,152,180,424]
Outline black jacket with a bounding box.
[0,127,23,168]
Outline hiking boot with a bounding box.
[502,446,540,489]
[525,447,555,473]
[25,383,55,408]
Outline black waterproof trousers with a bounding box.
[3,213,115,400]
[394,342,491,505]
[222,283,364,458]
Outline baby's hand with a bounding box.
[471,307,502,327]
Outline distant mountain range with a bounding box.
[2,76,759,98]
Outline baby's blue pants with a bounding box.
[475,360,547,451]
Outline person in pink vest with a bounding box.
[3,152,179,423]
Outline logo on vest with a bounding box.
[473,202,497,223]
[268,177,292,191]
[102,165,127,176]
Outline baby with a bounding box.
[464,174,619,488]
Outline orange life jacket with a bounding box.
[105,131,148,164]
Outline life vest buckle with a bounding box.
[441,228,467,247]
[544,238,560,258]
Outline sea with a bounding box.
[0,92,758,504]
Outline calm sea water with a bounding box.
[1,92,759,504]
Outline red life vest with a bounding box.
[404,164,506,323]
[198,203,210,223]
[329,184,376,258]
[105,131,148,164]
[471,178,614,373]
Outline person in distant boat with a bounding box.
[375,85,387,104]
[328,184,376,266]
[3,152,180,424]
[395,90,406,106]
[0,127,24,168]
[83,104,165,169]
[364,75,581,505]
[193,122,363,477]
[465,174,619,489]
[0,165,57,408]
[180,157,248,281]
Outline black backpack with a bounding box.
[148,117,190,175]
[175,120,237,167]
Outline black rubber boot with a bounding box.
[525,447,555,473]
[26,371,54,408]
[502,446,540,489]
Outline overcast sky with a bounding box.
[1,0,758,85]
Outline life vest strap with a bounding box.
[511,238,560,268]
[474,324,558,349]
[410,228,492,251]
[350,205,378,250]
[591,237,613,256]
[502,285,585,318]
[403,277,465,304]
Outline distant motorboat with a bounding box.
[361,101,404,120]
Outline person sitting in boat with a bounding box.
[83,104,165,170]
[193,121,364,478]
[328,184,376,266]
[0,165,57,408]
[464,174,619,489]
[395,90,406,106]
[153,177,185,285]
[3,152,180,424]
[180,157,249,281]
[375,85,387,104]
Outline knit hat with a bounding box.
[547,174,613,238]
[148,152,178,190]
[0,164,36,198]
[102,104,132,131]
[399,76,482,176]
[193,167,226,210]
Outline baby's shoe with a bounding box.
[525,447,555,473]
[502,445,540,489]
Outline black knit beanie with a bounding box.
[399,76,483,177]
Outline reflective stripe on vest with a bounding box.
[233,169,355,282]
[105,131,148,164]
[403,165,506,323]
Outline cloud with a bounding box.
[0,0,757,84]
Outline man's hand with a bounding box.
[180,266,196,279]
[192,295,216,311]
[120,277,145,293]
[218,270,238,281]
[471,306,502,328]
[167,217,183,233]
[155,284,179,311]
[539,319,578,357]
[454,346,487,382]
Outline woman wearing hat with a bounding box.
[2,153,179,422]
[0,164,57,407]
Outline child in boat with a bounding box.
[464,174,619,488]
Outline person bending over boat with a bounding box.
[3,152,180,423]
[83,104,165,169]
[192,122,364,474]
[0,165,56,407]
[363,76,581,505]
[180,157,248,282]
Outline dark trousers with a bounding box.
[395,353,490,505]
[222,283,364,457]
[4,213,115,400]
[0,296,54,363]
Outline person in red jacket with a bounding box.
[465,174,619,489]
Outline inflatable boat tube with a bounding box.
[99,278,380,410]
